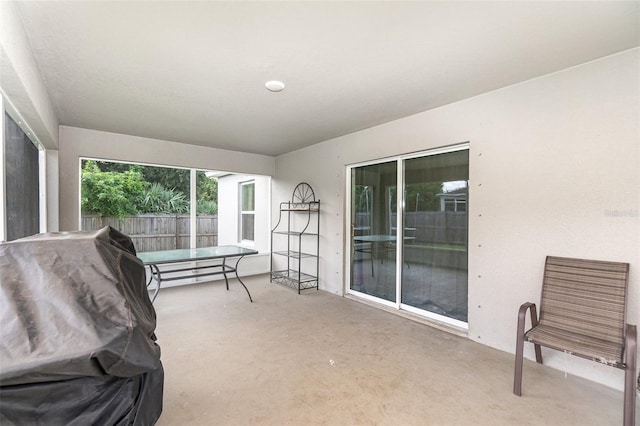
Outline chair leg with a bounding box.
[534,342,543,364]
[623,324,636,426]
[514,302,542,395]
[514,303,532,395]
[514,327,525,396]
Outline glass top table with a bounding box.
[137,246,258,303]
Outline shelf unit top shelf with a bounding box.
[279,201,320,212]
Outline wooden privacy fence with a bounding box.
[405,211,467,245]
[82,214,218,252]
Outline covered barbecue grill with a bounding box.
[0,226,163,425]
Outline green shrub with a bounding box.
[81,161,147,217]
[197,199,218,215]
[142,183,189,214]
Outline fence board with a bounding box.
[82,214,218,252]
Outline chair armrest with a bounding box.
[517,302,542,364]
[514,302,540,395]
[517,302,539,331]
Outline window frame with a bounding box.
[239,180,255,244]
[345,143,470,329]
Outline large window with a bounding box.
[81,160,195,252]
[81,159,226,252]
[240,181,255,242]
[80,159,268,256]
[348,145,469,327]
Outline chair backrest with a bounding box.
[539,256,630,347]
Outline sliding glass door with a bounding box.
[348,145,469,326]
[350,160,397,303]
[401,149,469,323]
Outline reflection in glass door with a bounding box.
[350,161,397,303]
[401,150,468,323]
[348,146,469,325]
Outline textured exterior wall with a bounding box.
[274,49,639,391]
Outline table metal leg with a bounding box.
[222,257,230,290]
[233,255,253,302]
[147,264,161,303]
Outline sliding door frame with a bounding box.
[345,143,469,329]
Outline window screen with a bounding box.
[5,113,39,241]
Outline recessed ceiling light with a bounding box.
[265,80,285,92]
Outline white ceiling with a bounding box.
[15,1,640,156]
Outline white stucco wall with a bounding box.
[0,1,58,149]
[1,1,60,234]
[273,48,639,391]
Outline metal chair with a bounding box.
[514,256,636,426]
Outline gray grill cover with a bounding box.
[0,226,163,425]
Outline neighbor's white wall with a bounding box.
[218,174,271,251]
[274,48,639,391]
[217,174,271,274]
[58,126,275,232]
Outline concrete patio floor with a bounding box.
[153,274,636,425]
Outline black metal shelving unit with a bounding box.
[270,183,320,294]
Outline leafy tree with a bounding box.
[81,160,147,217]
[81,160,218,216]
[387,182,444,212]
[405,182,444,212]
[353,185,371,213]
[196,172,218,214]
[89,160,193,196]
[92,160,140,174]
[141,167,191,195]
